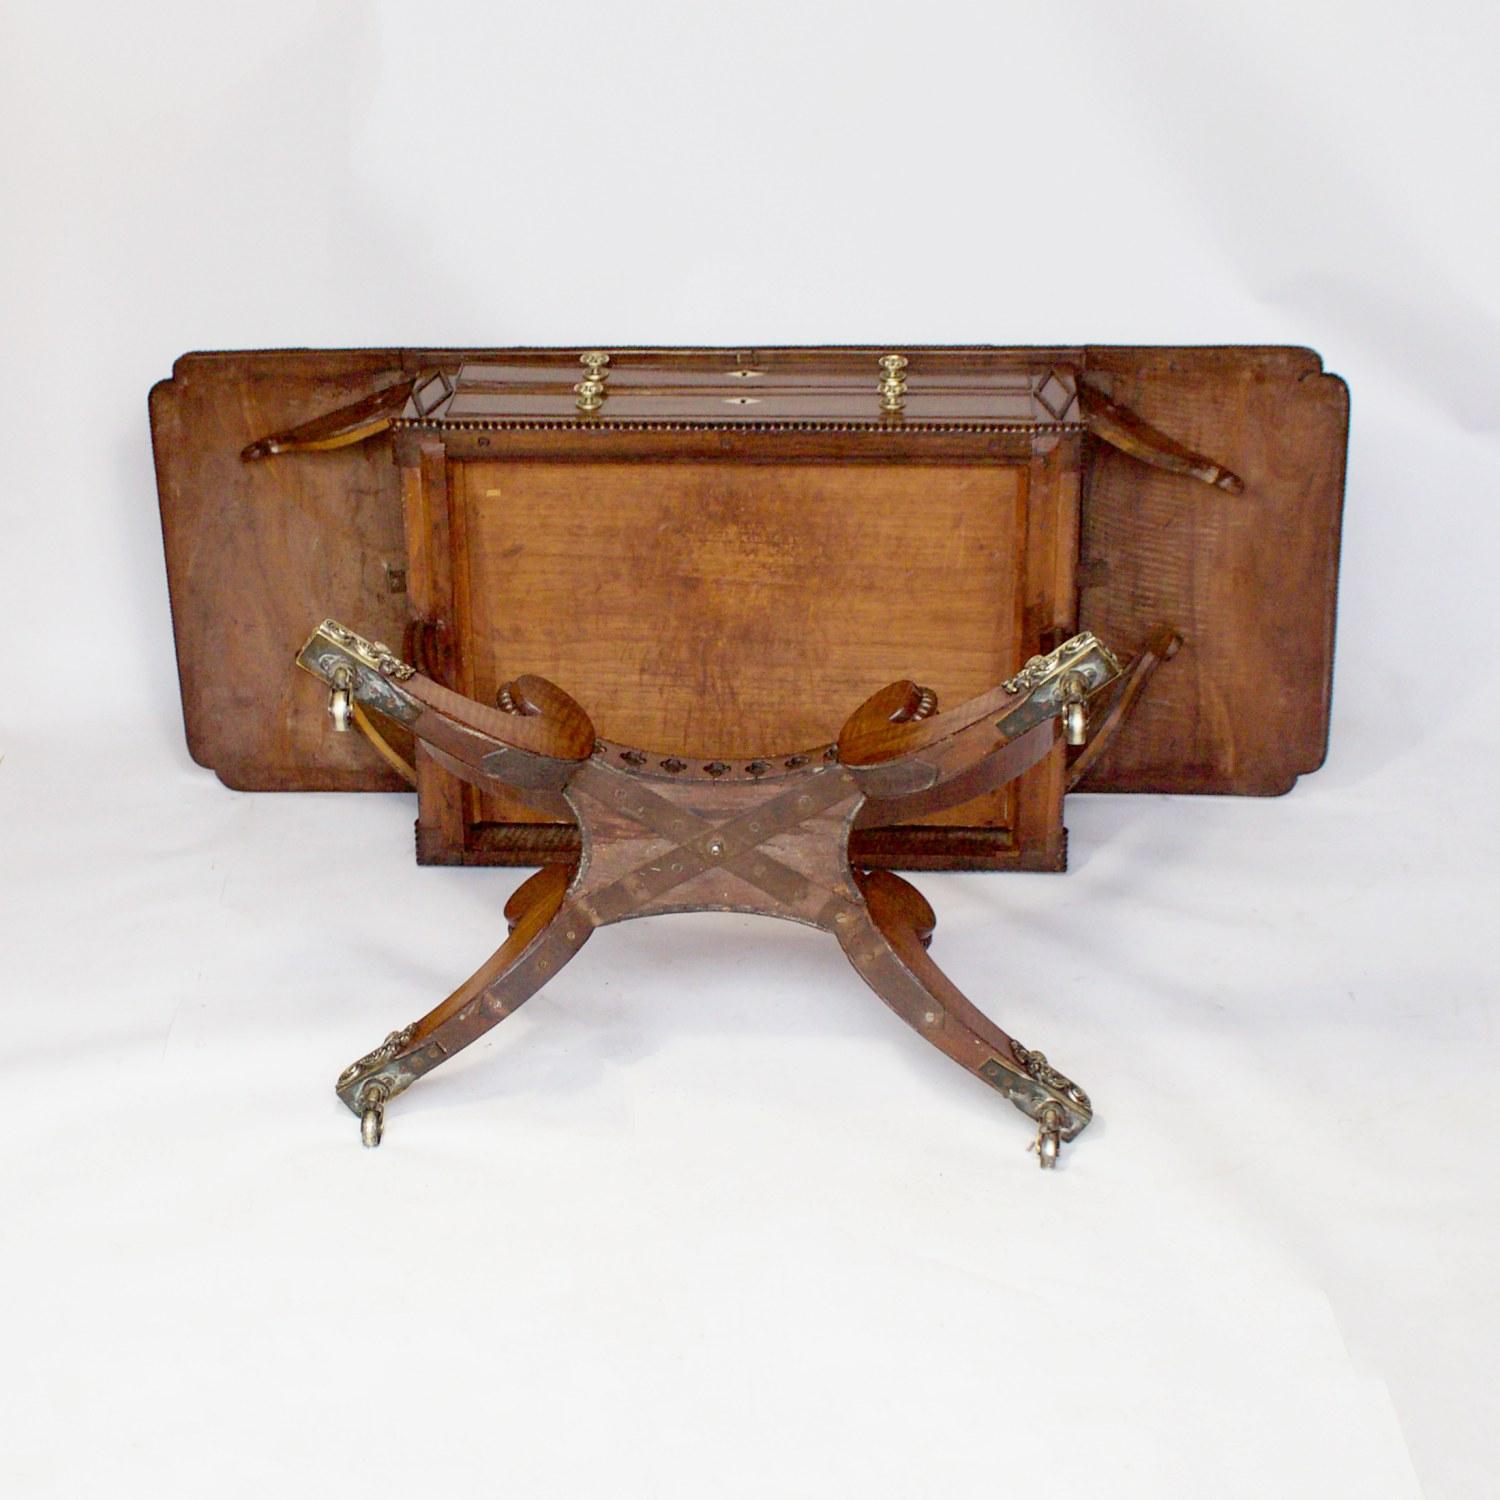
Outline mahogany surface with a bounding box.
[150,345,1348,867]
[391,353,1082,871]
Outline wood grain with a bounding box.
[460,457,1023,762]
[150,345,1348,866]
[1075,346,1347,794]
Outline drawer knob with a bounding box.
[878,353,908,412]
[576,351,610,412]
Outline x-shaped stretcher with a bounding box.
[298,620,1125,1167]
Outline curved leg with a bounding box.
[836,870,1092,1168]
[335,864,594,1145]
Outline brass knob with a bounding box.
[878,353,908,412]
[576,352,611,412]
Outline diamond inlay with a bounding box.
[1035,369,1075,422]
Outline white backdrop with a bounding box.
[3,3,1497,1496]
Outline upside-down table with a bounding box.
[151,345,1348,1169]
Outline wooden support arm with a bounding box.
[1065,624,1184,791]
[837,633,1123,805]
[294,620,594,803]
[1080,381,1245,494]
[240,376,417,461]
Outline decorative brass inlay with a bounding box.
[878,353,909,412]
[1011,1042,1092,1114]
[1003,631,1120,698]
[317,620,416,680]
[912,686,937,720]
[497,682,537,715]
[337,1024,418,1090]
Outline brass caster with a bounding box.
[359,1084,387,1148]
[1062,699,1086,746]
[1059,672,1088,747]
[1036,1103,1062,1170]
[328,666,354,733]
